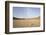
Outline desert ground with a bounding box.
[13,17,40,28]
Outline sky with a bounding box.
[13,7,40,18]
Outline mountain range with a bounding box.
[13,16,40,20]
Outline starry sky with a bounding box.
[13,7,40,18]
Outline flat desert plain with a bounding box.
[13,17,40,28]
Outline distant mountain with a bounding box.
[13,17,16,19]
[13,16,40,20]
[32,16,40,19]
